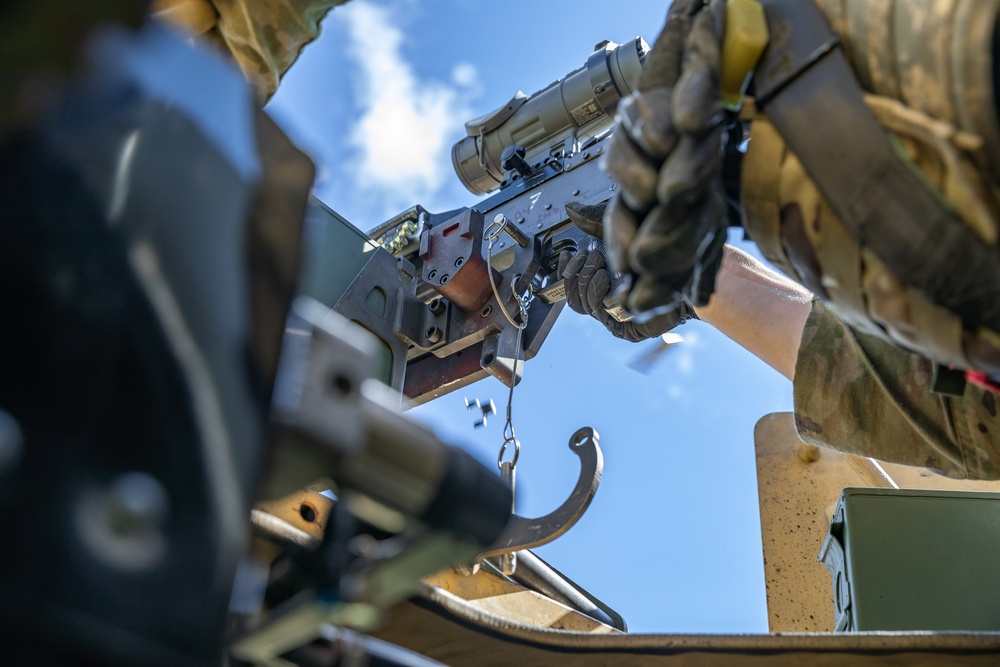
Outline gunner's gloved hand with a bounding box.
[564,197,697,336]
[562,202,696,339]
[602,0,729,315]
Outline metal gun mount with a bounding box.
[297,38,647,405]
[309,133,616,406]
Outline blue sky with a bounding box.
[268,0,795,633]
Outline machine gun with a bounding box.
[303,37,649,405]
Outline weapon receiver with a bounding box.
[304,38,648,405]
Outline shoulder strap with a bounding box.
[754,0,1000,335]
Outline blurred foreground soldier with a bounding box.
[0,2,317,661]
[567,0,1000,478]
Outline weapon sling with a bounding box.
[753,0,1000,335]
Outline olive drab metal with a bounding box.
[741,0,1000,378]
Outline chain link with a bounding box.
[498,288,532,469]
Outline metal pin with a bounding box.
[493,214,529,247]
[497,461,517,575]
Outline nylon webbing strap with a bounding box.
[754,0,1000,335]
[741,117,794,278]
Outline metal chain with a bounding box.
[482,215,532,576]
[497,288,531,469]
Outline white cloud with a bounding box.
[341,4,478,213]
[452,62,478,88]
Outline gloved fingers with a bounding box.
[584,265,613,317]
[685,189,728,306]
[656,126,724,206]
[562,248,609,316]
[600,0,728,321]
[564,201,607,239]
[637,0,705,92]
[556,249,574,279]
[618,89,678,160]
[627,272,685,315]
[689,222,727,306]
[575,250,608,317]
[603,127,661,211]
[629,202,712,277]
[641,308,685,337]
[612,321,650,343]
[617,304,687,342]
[673,0,726,134]
[604,196,640,275]
[562,250,589,314]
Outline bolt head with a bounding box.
[76,471,170,571]
[107,472,170,534]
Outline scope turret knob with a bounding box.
[501,145,531,178]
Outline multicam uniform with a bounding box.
[743,97,1000,479]
[737,1,1000,478]
[794,301,1000,479]
[153,0,350,102]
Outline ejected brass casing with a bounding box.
[814,0,1000,179]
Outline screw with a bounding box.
[454,257,464,268]
[428,269,437,280]
[428,298,445,315]
[517,217,525,224]
[544,203,552,210]
[797,442,821,463]
[536,223,542,229]
[440,274,450,285]
[106,472,170,535]
[572,189,580,196]
[76,471,170,572]
[426,326,443,344]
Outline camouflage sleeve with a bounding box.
[204,0,351,103]
[793,301,1000,479]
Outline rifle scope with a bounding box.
[452,38,649,196]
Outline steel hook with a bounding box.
[475,426,603,561]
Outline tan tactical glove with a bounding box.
[559,245,695,343]
[603,0,729,315]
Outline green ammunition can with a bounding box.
[820,487,1000,631]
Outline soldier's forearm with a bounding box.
[694,245,813,381]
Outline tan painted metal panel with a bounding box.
[754,412,1000,633]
